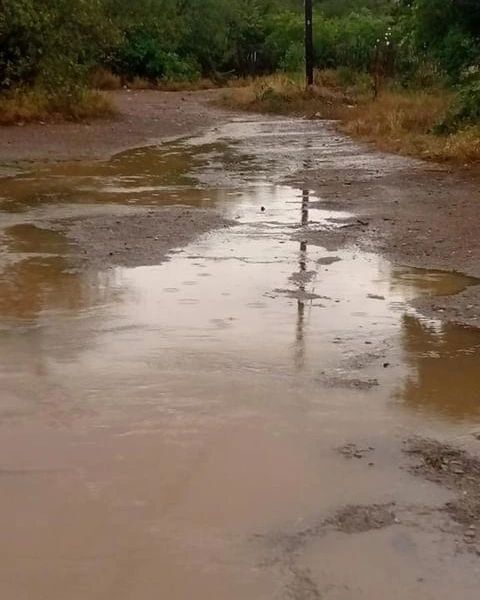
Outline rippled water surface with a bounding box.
[1,116,480,599]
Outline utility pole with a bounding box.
[305,0,314,87]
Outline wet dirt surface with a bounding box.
[1,114,480,599]
[0,90,229,170]
[405,438,480,533]
[293,143,480,328]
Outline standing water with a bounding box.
[1,116,480,599]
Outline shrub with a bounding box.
[437,77,480,133]
[0,87,115,124]
[91,68,122,90]
[280,43,304,73]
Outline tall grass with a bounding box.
[90,67,217,92]
[0,88,116,125]
[222,71,367,119]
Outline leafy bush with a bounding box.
[112,28,199,81]
[0,0,116,91]
[437,77,480,133]
[280,43,304,73]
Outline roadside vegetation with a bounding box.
[221,0,480,164]
[0,0,479,163]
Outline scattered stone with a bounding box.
[338,443,375,460]
[317,256,341,266]
[48,207,233,270]
[328,504,396,534]
[404,438,480,532]
[324,376,379,390]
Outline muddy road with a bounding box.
[1,96,480,599]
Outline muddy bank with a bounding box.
[48,207,233,271]
[0,89,228,167]
[291,131,480,328]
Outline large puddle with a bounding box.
[1,116,480,599]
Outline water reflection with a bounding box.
[0,143,223,212]
[0,256,121,320]
[1,119,480,431]
[5,224,68,254]
[301,189,309,227]
[0,225,121,321]
[294,189,311,370]
[389,265,479,299]
[397,314,480,420]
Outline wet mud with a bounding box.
[406,438,480,535]
[1,113,480,599]
[293,157,480,328]
[49,208,233,270]
[328,504,397,534]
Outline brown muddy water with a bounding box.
[1,117,480,599]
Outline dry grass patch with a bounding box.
[0,88,116,125]
[341,89,455,160]
[220,71,480,165]
[91,68,122,90]
[221,71,371,118]
[91,68,218,92]
[221,72,352,118]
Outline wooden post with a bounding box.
[305,0,314,87]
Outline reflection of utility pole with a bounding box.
[305,0,314,87]
[295,190,310,370]
[301,188,309,226]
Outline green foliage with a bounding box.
[263,11,304,71]
[280,43,304,72]
[113,28,199,80]
[316,10,390,72]
[316,0,393,18]
[399,0,480,81]
[0,0,116,94]
[437,76,480,133]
